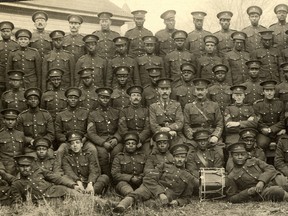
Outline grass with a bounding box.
[1,194,288,216]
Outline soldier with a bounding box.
[0,108,26,175]
[9,155,81,204]
[155,10,177,57]
[164,30,196,82]
[214,11,236,57]
[251,30,283,82]
[41,68,67,121]
[225,31,250,85]
[171,63,197,109]
[63,14,85,61]
[197,35,229,83]
[275,135,288,177]
[42,30,75,91]
[142,65,161,107]
[63,131,109,195]
[269,4,288,51]
[276,62,288,118]
[137,36,164,87]
[119,85,150,155]
[87,87,122,175]
[241,60,264,105]
[16,88,55,153]
[75,34,107,87]
[144,131,174,172]
[106,37,140,87]
[183,78,223,153]
[253,80,286,151]
[113,144,194,213]
[242,6,267,53]
[111,132,146,197]
[0,21,19,93]
[186,130,223,185]
[226,142,288,203]
[186,11,211,57]
[78,68,99,111]
[208,64,232,113]
[282,30,288,61]
[125,10,153,58]
[32,137,62,175]
[1,70,27,112]
[224,85,257,145]
[110,66,131,110]
[93,12,120,60]
[6,29,41,89]
[30,11,52,59]
[149,78,184,146]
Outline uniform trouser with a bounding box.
[115,181,136,197]
[83,174,110,195]
[56,141,100,171]
[272,174,288,192]
[128,184,153,203]
[257,133,280,150]
[96,144,123,176]
[257,186,285,202]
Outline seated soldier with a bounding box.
[226,142,288,203]
[62,131,109,195]
[186,130,223,186]
[32,137,63,175]
[144,131,174,173]
[226,128,266,173]
[8,155,81,204]
[111,132,146,197]
[275,135,288,177]
[113,144,195,214]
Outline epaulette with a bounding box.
[79,107,89,111]
[269,23,277,28]
[126,28,133,33]
[27,47,38,51]
[63,49,72,54]
[0,128,4,132]
[253,99,263,104]
[20,109,29,114]
[39,108,49,112]
[1,89,12,96]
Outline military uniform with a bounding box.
[63,32,85,61]
[142,84,159,107]
[242,78,263,105]
[1,87,27,112]
[275,135,288,177]
[276,63,288,117]
[79,85,98,110]
[111,85,131,110]
[172,78,196,109]
[214,29,236,57]
[30,30,52,59]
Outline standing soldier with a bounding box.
[87,87,122,176]
[149,78,184,146]
[0,108,26,175]
[63,14,85,61]
[42,30,75,91]
[41,68,67,121]
[75,34,107,87]
[142,65,161,107]
[111,66,131,110]
[30,11,52,59]
[6,29,41,89]
[253,80,286,151]
[214,11,236,57]
[282,30,288,61]
[119,86,151,155]
[106,37,140,87]
[137,36,164,87]
[171,63,197,109]
[1,70,27,112]
[0,21,19,93]
[16,88,55,153]
[78,68,99,111]
[242,6,267,53]
[183,78,223,153]
[164,30,196,82]
[186,11,211,57]
[269,4,288,51]
[155,10,177,57]
[276,62,288,118]
[251,30,283,82]
[93,12,120,60]
[225,31,250,85]
[208,64,232,114]
[242,60,264,105]
[125,10,153,58]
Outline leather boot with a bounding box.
[113,196,134,213]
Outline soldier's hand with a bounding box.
[103,142,112,150]
[247,116,254,121]
[82,136,87,143]
[75,181,85,193]
[247,187,256,195]
[209,136,218,144]
[226,122,240,128]
[261,128,270,135]
[130,176,140,185]
[255,181,264,193]
[277,129,286,136]
[159,193,168,205]
[137,142,142,148]
[169,130,177,137]
[169,200,178,206]
[160,127,171,132]
[85,182,94,195]
[109,138,118,148]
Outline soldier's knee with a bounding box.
[257,134,271,149]
[94,174,110,195]
[116,181,134,196]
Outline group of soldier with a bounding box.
[1,2,288,213]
